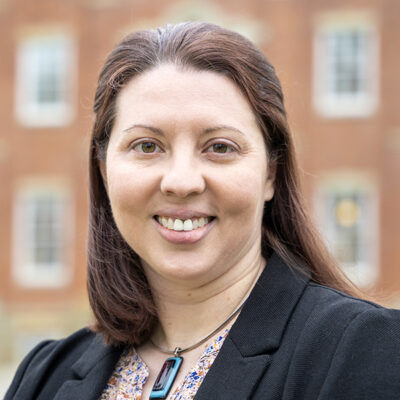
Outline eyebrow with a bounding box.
[122,124,245,137]
[203,125,245,137]
[122,124,164,136]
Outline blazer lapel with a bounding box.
[195,252,310,400]
[194,336,272,400]
[53,334,123,400]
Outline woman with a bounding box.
[6,22,400,400]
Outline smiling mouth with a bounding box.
[155,216,215,232]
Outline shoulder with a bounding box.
[4,328,103,400]
[292,282,400,398]
[297,281,400,346]
[17,326,96,370]
[302,281,400,326]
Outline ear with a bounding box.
[264,161,276,202]
[98,161,108,192]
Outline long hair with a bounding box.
[87,22,362,346]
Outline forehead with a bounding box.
[113,64,260,133]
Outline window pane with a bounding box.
[328,30,367,95]
[31,195,64,266]
[15,33,75,127]
[318,183,377,286]
[332,195,361,265]
[314,21,378,118]
[35,42,66,104]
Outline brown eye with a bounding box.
[213,143,229,153]
[205,142,236,154]
[133,141,161,153]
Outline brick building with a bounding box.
[1,0,399,392]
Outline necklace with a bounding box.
[149,295,249,399]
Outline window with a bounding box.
[15,33,75,127]
[315,178,379,287]
[313,17,379,117]
[12,183,73,287]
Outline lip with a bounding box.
[154,208,213,220]
[152,216,216,244]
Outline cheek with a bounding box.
[106,162,158,218]
[214,164,267,221]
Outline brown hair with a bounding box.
[88,22,362,346]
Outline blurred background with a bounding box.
[1,0,399,394]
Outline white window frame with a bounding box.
[15,31,76,127]
[12,180,73,288]
[315,174,379,287]
[313,15,379,118]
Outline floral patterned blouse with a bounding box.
[100,329,230,400]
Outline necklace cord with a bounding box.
[150,293,249,356]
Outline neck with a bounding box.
[148,252,265,351]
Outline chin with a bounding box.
[147,258,217,284]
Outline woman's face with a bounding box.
[101,64,275,288]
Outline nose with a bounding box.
[160,153,206,198]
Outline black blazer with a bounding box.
[5,253,400,399]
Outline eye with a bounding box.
[132,141,162,154]
[205,142,236,154]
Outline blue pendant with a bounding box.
[150,356,183,399]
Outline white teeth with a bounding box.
[173,219,184,231]
[157,216,213,232]
[183,219,193,231]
